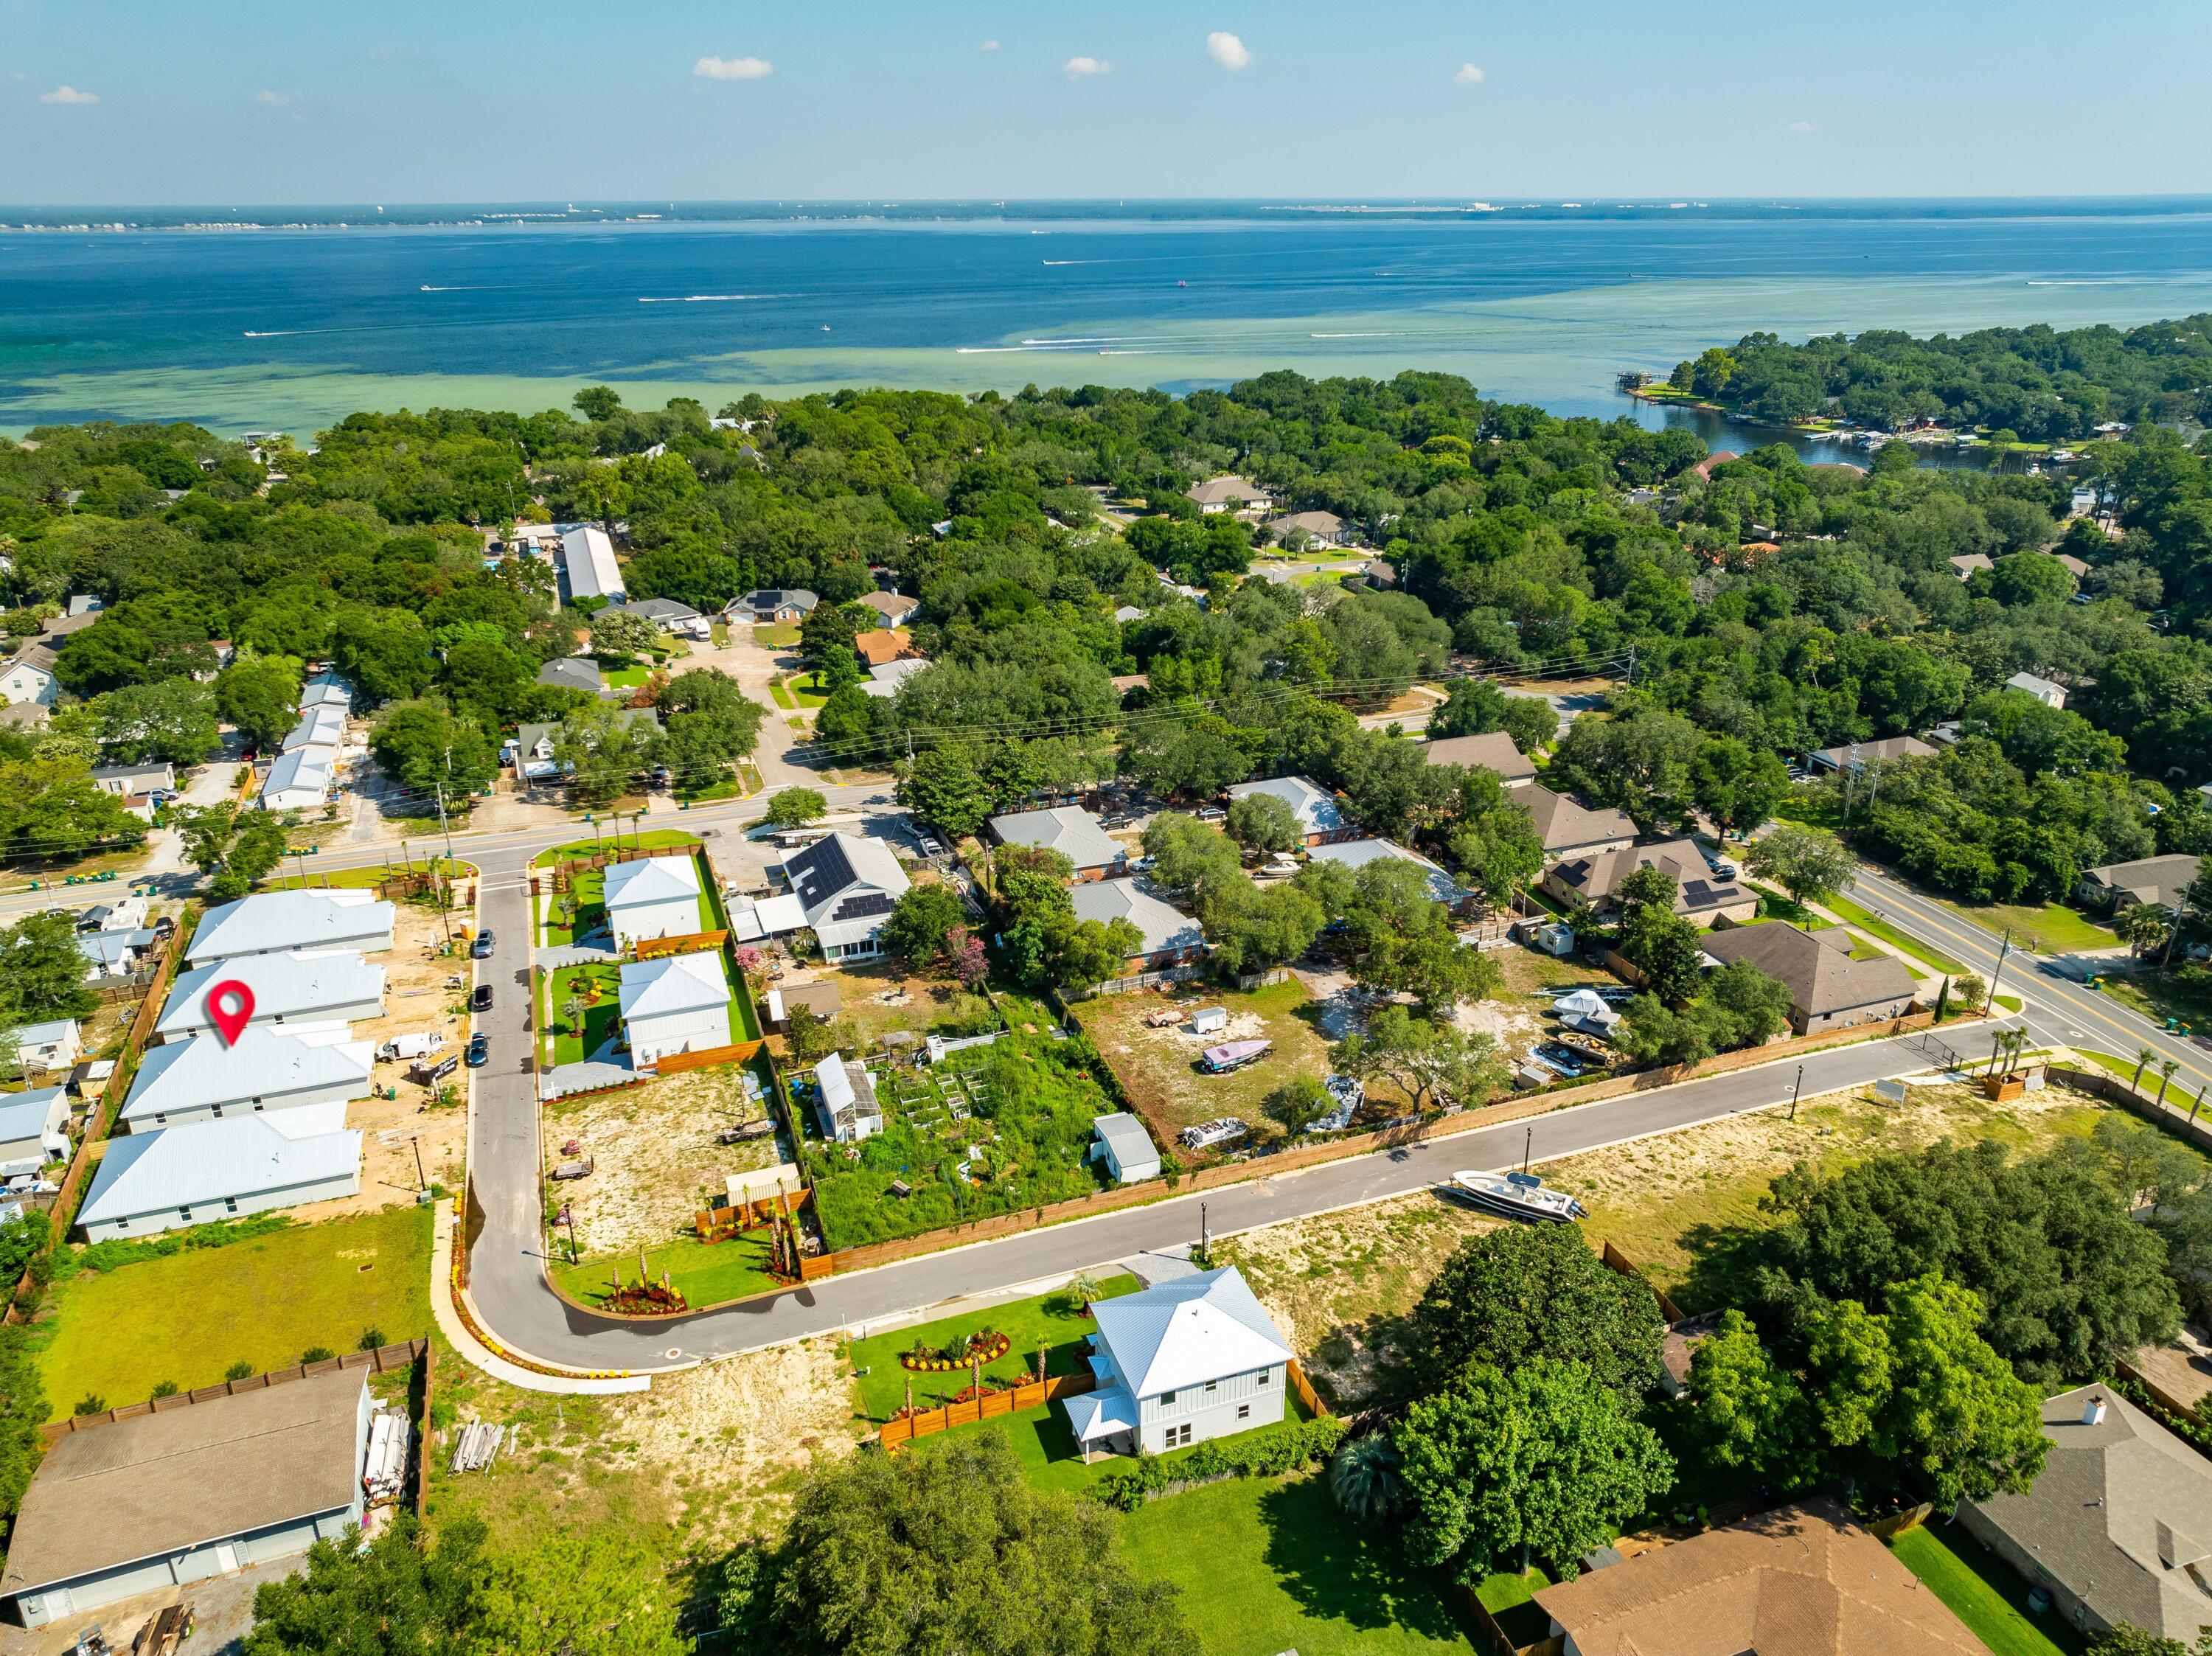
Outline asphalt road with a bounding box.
[1843,863,2212,1102]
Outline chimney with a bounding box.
[2084,1395,2108,1427]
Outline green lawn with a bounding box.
[1940,900,2116,956]
[1888,1524,2084,1655]
[2097,970,2212,1034]
[549,1231,779,1311]
[530,829,700,868]
[1119,1472,1481,1656]
[1472,1568,1554,1649]
[1826,891,1969,975]
[273,857,467,892]
[35,1206,433,1419]
[602,664,653,689]
[549,961,624,1063]
[756,622,802,649]
[850,1273,1141,1422]
[678,773,743,804]
[543,867,605,947]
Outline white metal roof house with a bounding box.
[281,703,347,754]
[618,953,734,1065]
[1305,838,1466,910]
[10,1020,80,1075]
[91,762,176,797]
[1227,775,1355,845]
[554,524,627,604]
[773,833,911,961]
[297,676,352,712]
[259,745,336,813]
[858,656,931,700]
[1,1367,372,1628]
[1065,1267,1295,1460]
[2006,670,2067,709]
[77,1108,363,1240]
[76,929,156,980]
[156,953,386,1043]
[0,1087,69,1178]
[121,1029,375,1132]
[602,855,706,949]
[990,807,1127,880]
[1071,880,1205,971]
[186,889,394,968]
[812,1053,883,1144]
[1091,1112,1161,1184]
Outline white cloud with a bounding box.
[693,55,773,81]
[1062,55,1110,77]
[1452,63,1485,85]
[255,90,300,107]
[1784,119,1815,133]
[979,39,1001,52]
[1205,32,1251,71]
[38,84,98,105]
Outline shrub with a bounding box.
[224,1360,254,1381]
[151,1380,179,1398]
[1092,1416,1348,1511]
[300,1346,336,1364]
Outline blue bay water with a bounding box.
[5,201,2212,435]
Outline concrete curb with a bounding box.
[430,1202,649,1396]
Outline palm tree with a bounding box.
[2160,1059,2181,1109]
[1330,1436,1404,1522]
[562,994,585,1039]
[2134,1046,2159,1093]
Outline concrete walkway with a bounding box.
[429,1200,648,1394]
[539,1057,635,1101]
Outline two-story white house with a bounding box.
[1063,1266,1295,1461]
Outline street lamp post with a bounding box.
[1789,1064,1804,1122]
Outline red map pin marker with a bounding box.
[206,980,256,1047]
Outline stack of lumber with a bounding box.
[448,1419,505,1473]
[363,1408,411,1506]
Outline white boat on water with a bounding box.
[1444,1169,1588,1223]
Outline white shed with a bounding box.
[1092,1112,1161,1183]
[618,953,733,1065]
[602,855,706,949]
[1191,1006,1230,1036]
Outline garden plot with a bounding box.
[801,1035,1118,1250]
[546,1061,784,1259]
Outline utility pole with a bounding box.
[1523,1124,1533,1175]
[1987,927,2014,1007]
[411,1135,428,1191]
[1788,1063,1803,1121]
[1199,1202,1208,1267]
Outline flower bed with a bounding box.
[901,1328,1012,1372]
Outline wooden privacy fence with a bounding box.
[2049,1062,2212,1153]
[1601,1239,1686,1323]
[880,1372,1096,1449]
[655,1039,765,1075]
[41,1339,428,1443]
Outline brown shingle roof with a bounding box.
[1514,784,1636,855]
[1422,731,1536,782]
[1700,921,1916,1017]
[1534,1499,1985,1656]
[1,1368,362,1596]
[853,630,919,668]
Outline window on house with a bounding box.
[1165,1423,1192,1448]
[1159,1390,1177,1408]
[1257,1370,1272,1385]
[224,1198,238,1214]
[1205,1380,1217,1393]
[178,1208,192,1222]
[1238,1405,1251,1420]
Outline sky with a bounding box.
[6,0,2211,204]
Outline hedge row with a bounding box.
[1091,1416,1347,1511]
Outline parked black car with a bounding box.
[471,983,493,1013]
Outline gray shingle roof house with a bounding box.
[1,1368,371,1628]
[990,807,1127,880]
[1699,921,1917,1035]
[731,588,819,622]
[535,656,605,696]
[1070,879,1203,969]
[186,889,394,968]
[1961,1385,2212,1643]
[1422,731,1537,785]
[607,596,707,635]
[1512,784,1638,857]
[1225,776,1353,844]
[2079,854,2202,913]
[1065,1267,1295,1461]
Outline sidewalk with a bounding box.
[429,1199,649,1395]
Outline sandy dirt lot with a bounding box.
[431,1328,864,1555]
[1217,1070,2110,1408]
[1074,979,1338,1148]
[289,890,477,1222]
[546,1063,785,1257]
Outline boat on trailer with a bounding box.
[1444,1169,1588,1223]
